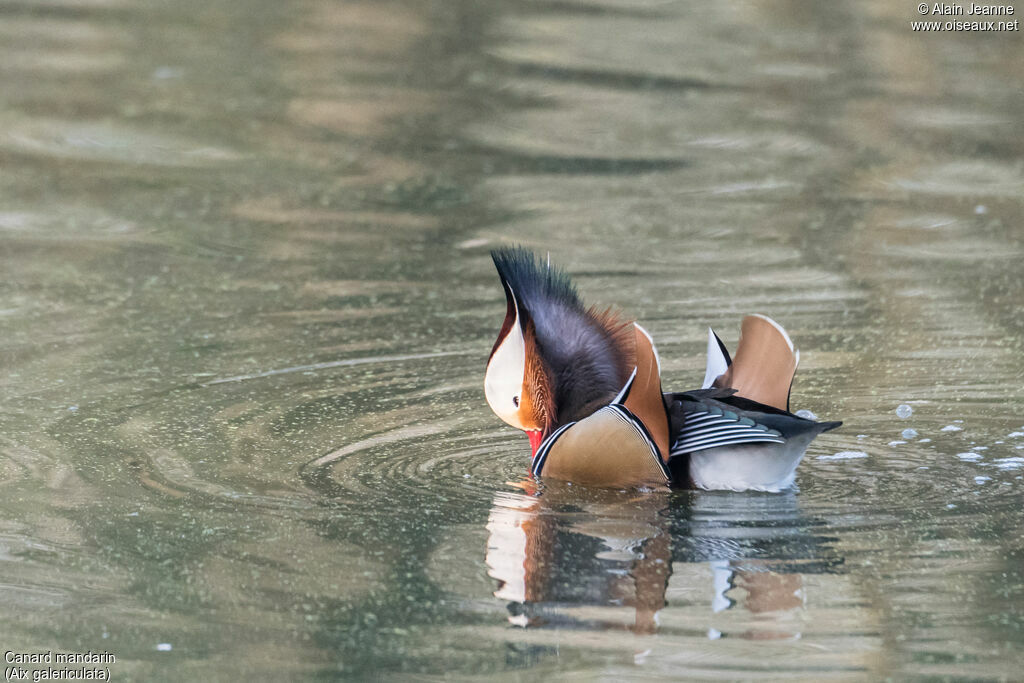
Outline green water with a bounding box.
[2,0,1023,679]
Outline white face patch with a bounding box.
[485,298,527,430]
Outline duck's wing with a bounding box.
[701,328,731,389]
[669,315,840,491]
[667,389,841,457]
[667,390,841,491]
[669,391,785,456]
[711,314,799,412]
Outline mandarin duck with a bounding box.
[484,247,840,491]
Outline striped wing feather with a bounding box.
[670,405,784,456]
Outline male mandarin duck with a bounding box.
[484,247,841,491]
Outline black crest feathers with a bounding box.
[490,247,634,427]
[491,247,582,315]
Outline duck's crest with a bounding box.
[491,246,581,313]
[491,247,634,426]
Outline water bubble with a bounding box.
[895,404,913,419]
[156,643,173,652]
[941,425,962,432]
[974,476,991,485]
[956,453,982,462]
[974,204,988,215]
[795,409,817,420]
[901,428,918,440]
[888,440,906,446]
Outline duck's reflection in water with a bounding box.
[485,482,840,638]
[486,483,671,633]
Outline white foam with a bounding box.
[941,425,963,432]
[956,452,982,462]
[819,451,868,460]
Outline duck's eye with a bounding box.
[512,396,520,408]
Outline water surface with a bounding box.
[2,0,1023,679]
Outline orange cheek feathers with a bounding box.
[519,319,555,433]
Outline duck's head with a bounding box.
[484,247,635,456]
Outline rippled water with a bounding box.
[2,0,1023,679]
